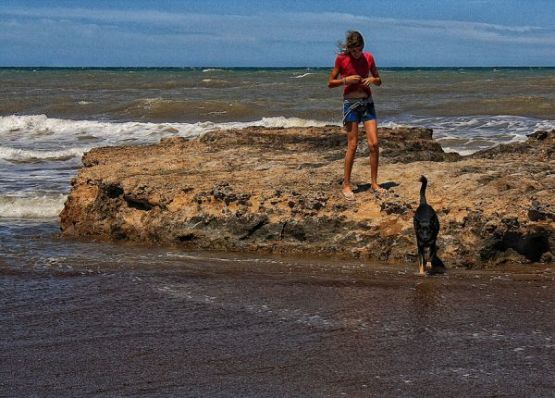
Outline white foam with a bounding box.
[0,115,333,150]
[0,194,66,218]
[379,121,414,129]
[291,73,314,79]
[388,115,555,155]
[248,116,330,128]
[442,147,479,156]
[505,134,530,144]
[1,114,552,160]
[404,115,555,138]
[0,145,87,162]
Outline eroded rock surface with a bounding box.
[60,127,555,267]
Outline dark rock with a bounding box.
[481,230,550,263]
[528,201,555,222]
[380,200,409,215]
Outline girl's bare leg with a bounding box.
[363,119,384,191]
[343,122,359,195]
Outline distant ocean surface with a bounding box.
[0,67,554,220]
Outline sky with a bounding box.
[1,0,554,67]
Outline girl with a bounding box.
[328,31,383,200]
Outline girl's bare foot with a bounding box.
[342,186,355,201]
[371,183,386,193]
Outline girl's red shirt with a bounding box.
[335,51,376,96]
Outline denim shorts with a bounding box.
[343,98,377,125]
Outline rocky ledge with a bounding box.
[60,127,554,268]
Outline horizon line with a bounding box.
[1,65,554,69]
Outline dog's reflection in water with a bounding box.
[410,278,446,335]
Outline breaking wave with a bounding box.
[0,146,87,162]
[0,194,66,219]
[0,114,332,147]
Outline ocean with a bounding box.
[1,67,555,396]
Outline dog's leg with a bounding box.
[430,244,446,274]
[417,247,426,275]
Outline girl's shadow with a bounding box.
[353,181,399,193]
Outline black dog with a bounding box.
[413,176,445,275]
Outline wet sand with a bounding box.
[1,244,553,397]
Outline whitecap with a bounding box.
[250,116,330,129]
[0,146,87,162]
[3,114,549,158]
[0,115,335,149]
[380,115,555,155]
[441,147,481,156]
[0,194,66,219]
[291,73,314,79]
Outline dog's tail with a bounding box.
[419,175,428,205]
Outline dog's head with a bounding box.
[414,209,439,244]
[414,216,437,244]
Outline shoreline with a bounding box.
[4,226,555,280]
[5,217,555,277]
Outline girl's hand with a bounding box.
[345,75,362,85]
[362,77,378,86]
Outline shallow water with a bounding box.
[1,221,554,397]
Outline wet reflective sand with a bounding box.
[1,224,554,397]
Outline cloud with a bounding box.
[0,6,553,66]
[2,6,554,44]
[375,17,555,45]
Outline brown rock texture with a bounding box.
[60,127,555,268]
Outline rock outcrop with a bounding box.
[60,127,555,267]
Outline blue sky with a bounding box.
[1,0,554,67]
